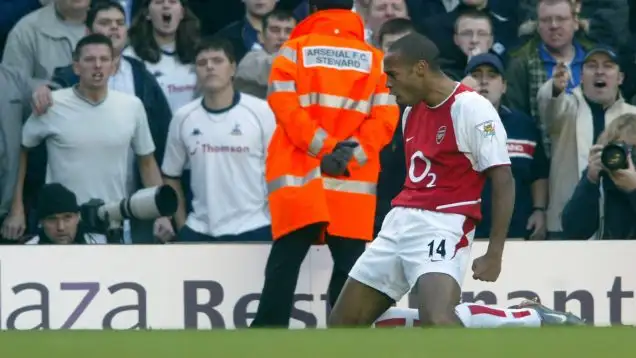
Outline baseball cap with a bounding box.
[584,46,619,63]
[465,53,505,76]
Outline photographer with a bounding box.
[25,183,106,245]
[561,114,636,240]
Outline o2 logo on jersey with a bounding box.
[409,151,437,188]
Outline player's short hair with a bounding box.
[309,0,354,11]
[454,8,493,34]
[377,18,414,47]
[73,33,115,61]
[387,32,441,71]
[194,36,236,64]
[86,0,126,30]
[262,9,296,32]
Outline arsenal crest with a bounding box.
[436,126,447,144]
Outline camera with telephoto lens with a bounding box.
[601,141,636,171]
[80,185,178,243]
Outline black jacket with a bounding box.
[562,170,636,240]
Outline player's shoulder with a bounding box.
[450,90,499,124]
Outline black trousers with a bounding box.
[251,223,366,327]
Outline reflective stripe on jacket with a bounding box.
[266,9,399,241]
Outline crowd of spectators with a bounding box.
[1,0,636,244]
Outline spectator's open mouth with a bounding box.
[593,80,607,88]
[162,13,173,24]
[478,89,489,95]
[93,72,104,81]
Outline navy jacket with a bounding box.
[476,106,549,239]
[562,171,636,240]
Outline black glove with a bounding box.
[320,141,359,177]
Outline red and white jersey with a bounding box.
[392,83,510,221]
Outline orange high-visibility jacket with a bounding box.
[266,9,399,241]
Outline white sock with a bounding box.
[374,307,419,327]
[454,303,542,328]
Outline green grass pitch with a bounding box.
[0,327,633,357]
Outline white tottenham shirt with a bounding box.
[161,93,276,237]
[123,45,197,113]
[21,87,156,204]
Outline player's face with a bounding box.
[195,49,236,93]
[73,44,114,90]
[383,52,424,106]
[148,0,184,37]
[41,213,80,244]
[91,8,128,53]
[470,65,506,107]
[582,52,623,106]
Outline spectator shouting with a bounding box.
[2,34,174,243]
[31,0,173,243]
[537,47,636,238]
[126,0,200,113]
[162,37,275,242]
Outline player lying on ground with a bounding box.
[327,33,585,328]
[373,299,583,327]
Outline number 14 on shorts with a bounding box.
[427,238,447,261]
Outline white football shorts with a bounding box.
[349,207,475,301]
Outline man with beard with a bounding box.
[29,0,172,243]
[537,46,636,238]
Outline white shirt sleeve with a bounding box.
[21,114,52,149]
[132,100,156,156]
[161,112,187,178]
[452,92,511,172]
